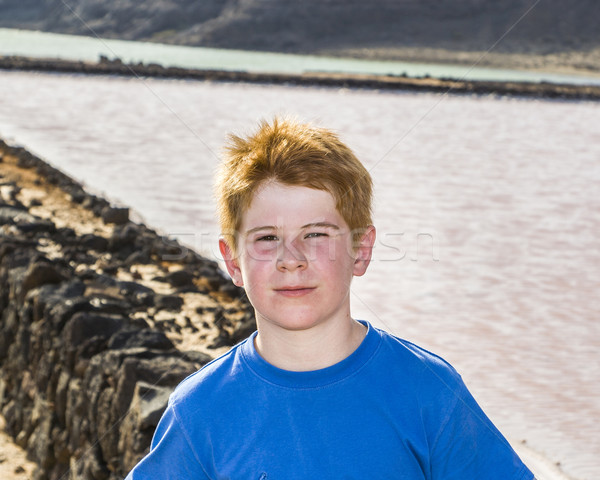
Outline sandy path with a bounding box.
[0,416,36,480]
[513,441,575,480]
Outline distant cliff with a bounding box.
[1,0,599,57]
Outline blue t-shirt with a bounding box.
[126,321,533,479]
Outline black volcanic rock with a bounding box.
[0,141,255,480]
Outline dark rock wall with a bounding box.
[0,141,254,479]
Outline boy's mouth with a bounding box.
[274,286,316,297]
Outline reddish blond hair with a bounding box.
[215,117,373,250]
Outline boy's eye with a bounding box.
[256,234,278,242]
[304,232,328,239]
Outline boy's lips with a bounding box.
[274,286,316,297]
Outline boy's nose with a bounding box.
[276,242,307,271]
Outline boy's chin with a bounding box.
[257,315,328,333]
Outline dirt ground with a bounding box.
[0,416,36,480]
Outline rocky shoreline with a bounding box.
[0,140,254,479]
[1,55,600,101]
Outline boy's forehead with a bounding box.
[241,182,344,231]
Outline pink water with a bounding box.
[0,71,598,478]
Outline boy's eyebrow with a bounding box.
[301,222,340,230]
[244,222,340,235]
[245,225,277,235]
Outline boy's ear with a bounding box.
[353,225,376,277]
[219,237,244,287]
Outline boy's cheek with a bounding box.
[243,243,278,263]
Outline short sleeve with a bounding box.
[125,402,210,480]
[429,381,533,480]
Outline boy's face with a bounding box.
[220,181,375,334]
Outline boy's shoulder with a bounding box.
[374,324,458,370]
[168,323,465,408]
[169,338,249,406]
[374,325,464,388]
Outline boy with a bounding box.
[126,117,534,479]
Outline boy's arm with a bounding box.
[429,381,534,480]
[125,402,211,480]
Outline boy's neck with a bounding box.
[253,317,367,371]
